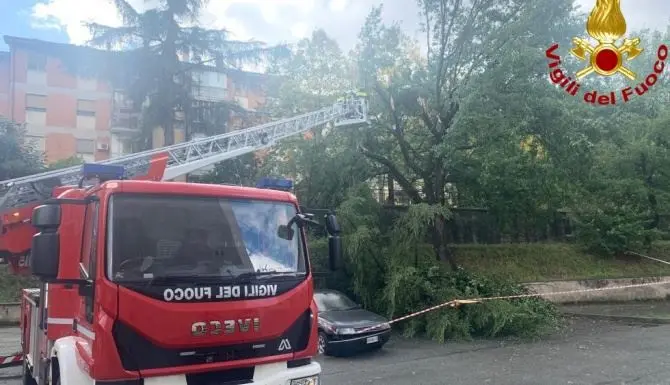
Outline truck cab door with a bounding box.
[77,200,99,338]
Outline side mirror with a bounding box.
[325,213,342,271]
[325,213,340,235]
[32,204,61,228]
[328,236,342,271]
[277,225,294,241]
[30,204,61,281]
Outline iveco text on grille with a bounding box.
[191,318,261,336]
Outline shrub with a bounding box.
[311,185,562,342]
[385,265,561,341]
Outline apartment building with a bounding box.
[0,35,268,164]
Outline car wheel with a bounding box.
[317,332,328,355]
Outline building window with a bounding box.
[27,52,46,72]
[77,99,96,117]
[25,94,47,112]
[76,139,95,155]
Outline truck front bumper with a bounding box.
[141,361,321,385]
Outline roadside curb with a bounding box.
[563,312,670,324]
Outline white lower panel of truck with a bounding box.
[140,362,321,385]
[51,336,320,385]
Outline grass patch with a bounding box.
[0,264,38,303]
[453,242,670,282]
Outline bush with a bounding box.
[385,266,561,341]
[0,264,38,302]
[311,185,562,342]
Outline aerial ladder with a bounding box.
[0,95,368,276]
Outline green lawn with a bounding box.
[454,242,670,282]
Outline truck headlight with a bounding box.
[291,375,319,385]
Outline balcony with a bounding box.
[192,85,227,102]
[111,92,141,134]
[111,113,140,134]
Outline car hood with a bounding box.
[319,308,388,328]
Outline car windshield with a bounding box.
[106,194,305,282]
[314,291,360,311]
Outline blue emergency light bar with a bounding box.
[256,177,293,191]
[81,163,125,182]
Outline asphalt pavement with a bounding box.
[321,317,670,385]
[3,318,670,385]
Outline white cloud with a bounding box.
[29,0,414,51]
[290,23,310,39]
[259,4,279,24]
[30,0,669,55]
[31,0,124,44]
[329,0,349,12]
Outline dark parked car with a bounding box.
[314,289,391,356]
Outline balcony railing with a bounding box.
[192,86,227,102]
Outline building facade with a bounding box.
[0,36,267,165]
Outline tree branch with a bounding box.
[373,83,428,179]
[418,97,440,138]
[359,145,423,203]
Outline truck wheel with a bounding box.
[22,363,37,385]
[317,332,329,355]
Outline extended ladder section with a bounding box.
[0,96,368,211]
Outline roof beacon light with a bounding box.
[256,177,293,191]
[81,163,125,182]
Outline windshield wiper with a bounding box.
[143,274,218,285]
[234,271,305,281]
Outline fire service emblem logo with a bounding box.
[545,0,667,105]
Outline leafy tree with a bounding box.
[0,117,42,180]
[87,0,286,147]
[353,1,580,265]
[257,30,375,209]
[190,153,261,186]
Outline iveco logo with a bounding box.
[191,318,260,336]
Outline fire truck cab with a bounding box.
[22,163,341,385]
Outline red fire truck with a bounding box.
[0,96,367,385]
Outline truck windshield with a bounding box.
[106,194,305,282]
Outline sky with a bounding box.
[1,0,669,54]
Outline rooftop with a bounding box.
[3,35,268,80]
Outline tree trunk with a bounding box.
[161,9,179,147]
[433,215,457,270]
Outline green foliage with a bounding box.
[0,118,42,180]
[87,0,287,147]
[452,243,670,282]
[190,153,261,186]
[0,265,38,302]
[385,266,560,341]
[313,187,561,341]
[570,106,670,255]
[47,156,84,170]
